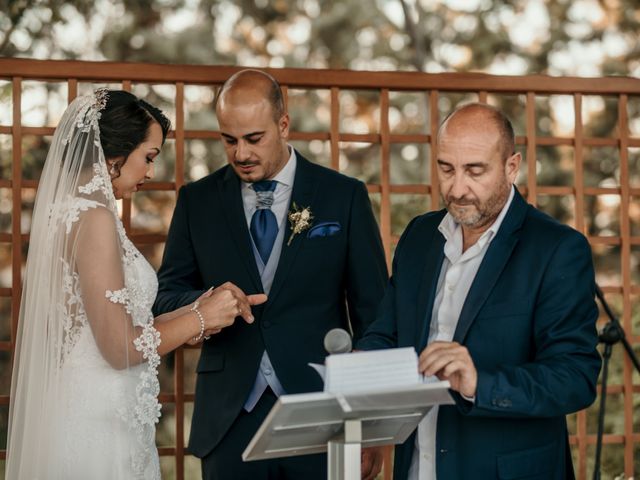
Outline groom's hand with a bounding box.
[189,282,267,344]
[214,282,267,324]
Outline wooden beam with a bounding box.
[1,58,639,94]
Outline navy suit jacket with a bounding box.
[153,153,388,457]
[357,189,601,480]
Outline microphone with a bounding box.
[323,328,352,354]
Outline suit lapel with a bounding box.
[265,155,318,308]
[453,189,528,343]
[416,225,446,350]
[218,166,263,292]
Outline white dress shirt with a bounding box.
[408,186,515,480]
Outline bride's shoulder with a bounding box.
[77,203,117,229]
[49,196,116,237]
[78,202,113,218]
[74,205,125,256]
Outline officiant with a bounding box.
[356,103,601,480]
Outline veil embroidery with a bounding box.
[59,258,88,360]
[7,89,162,479]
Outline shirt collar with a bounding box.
[271,145,296,187]
[438,184,516,246]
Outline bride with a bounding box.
[5,89,266,479]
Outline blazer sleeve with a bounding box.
[152,185,205,315]
[344,181,389,341]
[353,268,398,350]
[461,231,601,418]
[355,216,420,350]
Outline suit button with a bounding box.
[262,320,272,328]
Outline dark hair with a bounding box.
[215,69,285,123]
[98,90,171,173]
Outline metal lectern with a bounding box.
[242,381,454,480]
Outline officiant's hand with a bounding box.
[361,446,384,480]
[198,281,267,330]
[419,341,477,398]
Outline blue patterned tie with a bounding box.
[250,180,278,264]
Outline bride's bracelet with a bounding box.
[191,300,205,342]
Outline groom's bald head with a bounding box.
[215,69,285,123]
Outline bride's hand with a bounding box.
[197,282,267,332]
[197,287,214,301]
[184,288,218,345]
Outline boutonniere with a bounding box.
[287,202,313,246]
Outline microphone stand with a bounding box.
[592,285,640,480]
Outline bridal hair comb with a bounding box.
[93,88,109,112]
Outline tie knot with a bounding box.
[253,181,277,210]
[253,180,277,193]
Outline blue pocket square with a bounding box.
[307,222,341,238]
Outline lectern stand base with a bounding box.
[328,419,362,480]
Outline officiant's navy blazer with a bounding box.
[357,189,601,480]
[153,153,387,457]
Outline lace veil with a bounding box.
[6,90,161,479]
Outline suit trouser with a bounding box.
[201,388,327,480]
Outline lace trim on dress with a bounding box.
[48,195,104,236]
[59,259,88,361]
[60,150,162,476]
[104,224,162,477]
[106,279,157,329]
[106,285,162,477]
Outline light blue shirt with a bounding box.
[242,147,296,412]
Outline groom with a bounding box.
[153,69,388,480]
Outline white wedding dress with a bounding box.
[50,207,162,479]
[6,91,163,480]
